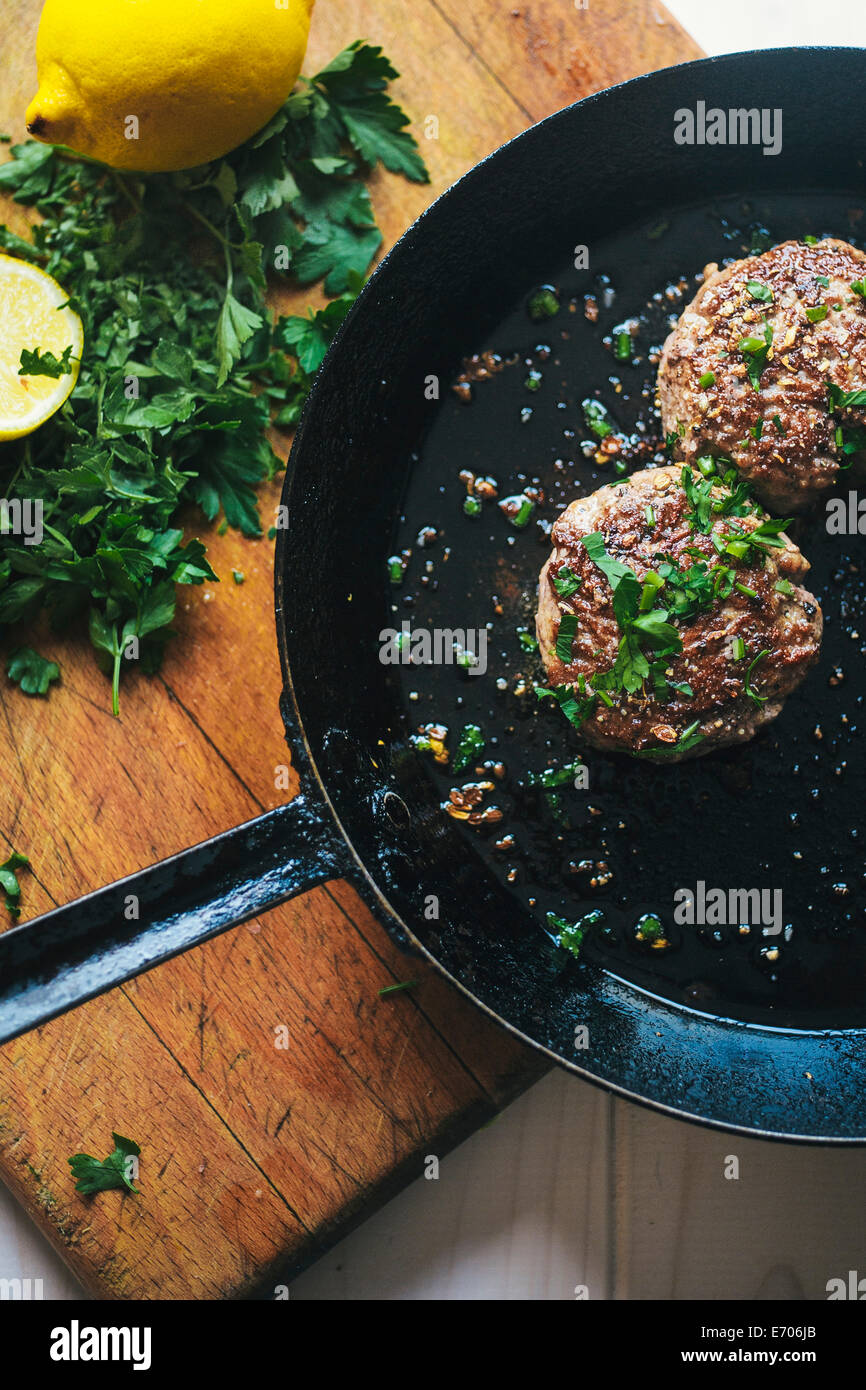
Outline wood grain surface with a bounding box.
[0,0,700,1299]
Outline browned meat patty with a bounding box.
[536,466,822,761]
[658,238,866,512]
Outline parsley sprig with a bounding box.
[0,42,428,713]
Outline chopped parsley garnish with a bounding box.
[503,493,535,528]
[527,287,560,321]
[816,275,830,288]
[828,383,866,410]
[535,680,597,731]
[806,305,828,323]
[746,280,773,303]
[453,723,485,773]
[555,613,579,663]
[527,760,585,790]
[0,849,29,920]
[517,628,539,653]
[549,910,604,959]
[681,465,753,534]
[645,505,656,528]
[656,555,725,621]
[827,382,866,457]
[582,398,614,440]
[552,564,581,599]
[698,371,716,389]
[615,331,632,361]
[581,531,634,589]
[634,720,704,758]
[547,912,587,959]
[730,636,746,661]
[540,464,779,736]
[738,320,773,391]
[744,648,770,704]
[581,534,680,697]
[68,1133,141,1195]
[680,467,716,532]
[635,913,663,943]
[774,578,794,596]
[378,980,418,997]
[463,495,482,518]
[721,517,789,559]
[851,279,866,298]
[772,414,786,435]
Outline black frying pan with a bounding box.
[1,47,865,1141]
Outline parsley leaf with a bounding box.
[828,383,866,410]
[581,531,634,589]
[746,280,773,303]
[19,344,74,378]
[313,42,429,183]
[738,320,773,391]
[555,613,578,663]
[68,1133,141,1195]
[275,276,360,373]
[453,723,485,773]
[547,912,586,959]
[581,399,614,440]
[535,680,597,730]
[0,849,29,920]
[744,647,771,704]
[552,563,581,599]
[216,291,263,388]
[6,647,60,696]
[634,720,705,758]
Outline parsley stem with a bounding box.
[110,171,141,215]
[183,200,232,251]
[4,440,29,494]
[111,630,122,719]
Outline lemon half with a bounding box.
[0,254,83,441]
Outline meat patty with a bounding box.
[658,238,866,512]
[536,466,822,761]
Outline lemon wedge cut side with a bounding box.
[0,253,83,441]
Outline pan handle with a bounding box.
[0,794,351,1045]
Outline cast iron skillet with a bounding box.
[0,48,864,1141]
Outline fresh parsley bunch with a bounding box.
[0,41,428,712]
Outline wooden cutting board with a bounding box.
[0,0,700,1299]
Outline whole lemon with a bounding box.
[25,0,315,173]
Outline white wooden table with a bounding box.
[3,0,866,1300]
